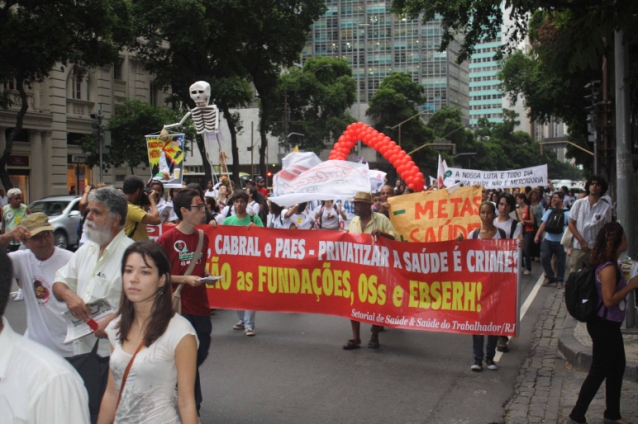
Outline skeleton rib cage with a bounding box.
[192,105,219,134]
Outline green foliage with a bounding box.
[80,100,195,172]
[391,0,638,73]
[367,72,448,172]
[270,57,356,153]
[132,0,327,177]
[0,0,133,189]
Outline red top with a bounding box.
[157,227,210,316]
[258,186,268,198]
[520,206,534,233]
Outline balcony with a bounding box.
[66,99,95,117]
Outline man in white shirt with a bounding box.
[567,175,612,273]
[53,187,134,357]
[0,249,89,423]
[0,213,74,357]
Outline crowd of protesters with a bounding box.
[0,172,635,424]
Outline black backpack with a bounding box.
[545,208,565,234]
[472,228,506,239]
[564,266,606,322]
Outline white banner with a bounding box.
[443,164,548,189]
[270,160,371,207]
[369,169,386,193]
[272,152,323,196]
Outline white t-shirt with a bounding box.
[204,189,216,198]
[10,247,74,357]
[247,201,261,216]
[105,315,198,424]
[268,212,287,229]
[156,197,173,223]
[313,204,342,229]
[0,318,89,424]
[494,217,522,239]
[282,209,314,230]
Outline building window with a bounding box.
[67,66,89,101]
[114,59,124,80]
[150,83,158,107]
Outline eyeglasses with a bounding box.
[186,204,205,210]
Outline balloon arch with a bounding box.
[328,122,425,192]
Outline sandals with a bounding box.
[367,340,380,349]
[343,339,361,350]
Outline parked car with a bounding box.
[29,195,81,250]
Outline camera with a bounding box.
[138,187,153,207]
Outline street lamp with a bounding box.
[388,111,429,146]
[356,23,370,154]
[286,132,304,152]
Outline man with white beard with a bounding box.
[52,187,132,420]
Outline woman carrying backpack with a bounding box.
[567,222,638,424]
[314,200,347,230]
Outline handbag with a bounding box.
[67,338,110,420]
[561,227,574,249]
[172,229,204,314]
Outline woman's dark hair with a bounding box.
[173,188,201,220]
[151,180,165,198]
[516,193,530,206]
[269,201,283,216]
[246,187,258,202]
[585,175,608,196]
[479,201,496,214]
[205,196,219,213]
[117,241,174,347]
[169,188,180,200]
[497,192,516,213]
[297,202,308,213]
[590,222,625,267]
[490,192,498,202]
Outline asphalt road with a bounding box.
[5,262,553,424]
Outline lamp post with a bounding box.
[388,111,429,146]
[356,23,370,154]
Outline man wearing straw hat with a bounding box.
[343,192,397,350]
[0,213,74,357]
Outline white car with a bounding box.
[29,195,82,250]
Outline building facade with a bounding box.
[301,0,470,121]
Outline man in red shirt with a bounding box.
[157,188,211,412]
[255,176,269,198]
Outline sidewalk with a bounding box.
[504,288,638,424]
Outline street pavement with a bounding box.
[7,261,614,424]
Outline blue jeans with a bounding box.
[182,314,212,411]
[473,335,498,361]
[237,310,255,330]
[523,231,534,271]
[541,239,566,283]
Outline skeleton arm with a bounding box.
[163,111,192,129]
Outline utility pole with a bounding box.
[90,103,106,182]
[614,29,635,327]
[584,81,600,174]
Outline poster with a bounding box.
[197,226,519,336]
[146,133,185,188]
[443,164,548,189]
[387,185,482,243]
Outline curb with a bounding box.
[558,314,638,382]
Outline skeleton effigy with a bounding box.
[163,81,219,134]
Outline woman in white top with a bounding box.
[245,187,263,216]
[217,185,229,208]
[314,200,347,230]
[151,181,173,224]
[98,241,199,424]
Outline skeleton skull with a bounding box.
[189,81,210,106]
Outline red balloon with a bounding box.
[417,172,424,180]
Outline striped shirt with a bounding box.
[569,196,612,249]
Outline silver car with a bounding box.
[29,195,82,250]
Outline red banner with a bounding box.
[188,226,520,337]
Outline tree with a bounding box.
[367,73,438,172]
[269,57,356,153]
[0,0,132,189]
[230,0,328,176]
[80,99,195,174]
[391,0,638,70]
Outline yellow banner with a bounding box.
[388,185,482,242]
